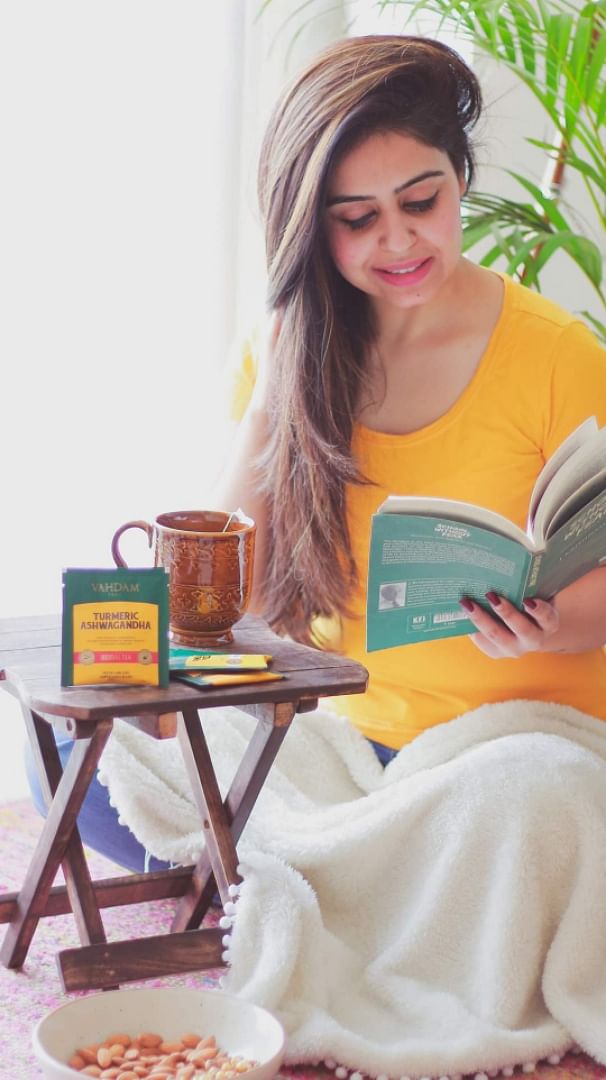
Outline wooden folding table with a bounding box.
[0,613,367,992]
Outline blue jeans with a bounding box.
[368,738,398,766]
[24,729,171,873]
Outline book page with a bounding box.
[535,489,606,598]
[544,466,606,540]
[378,496,532,549]
[527,416,598,531]
[532,424,606,545]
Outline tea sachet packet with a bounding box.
[169,648,272,671]
[169,646,285,689]
[61,568,169,687]
[172,670,286,689]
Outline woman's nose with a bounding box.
[379,212,416,252]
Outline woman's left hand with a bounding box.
[460,592,559,658]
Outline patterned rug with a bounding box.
[1,798,605,1080]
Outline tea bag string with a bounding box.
[222,508,244,532]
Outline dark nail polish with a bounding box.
[524,598,538,611]
[485,591,501,607]
[459,597,474,612]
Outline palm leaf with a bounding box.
[597,79,606,124]
[506,171,571,230]
[405,0,602,135]
[462,190,604,292]
[497,13,518,60]
[511,5,539,72]
[463,191,553,230]
[581,310,606,342]
[544,10,574,104]
[526,139,606,193]
[563,13,593,129]
[586,26,606,102]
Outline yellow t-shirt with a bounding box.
[233,277,606,748]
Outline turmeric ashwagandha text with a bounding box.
[61,568,169,687]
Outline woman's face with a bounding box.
[324,130,466,317]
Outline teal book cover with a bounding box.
[366,513,532,651]
[365,418,606,652]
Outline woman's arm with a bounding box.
[460,565,606,658]
[214,404,271,613]
[211,315,281,612]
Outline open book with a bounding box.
[366,417,606,651]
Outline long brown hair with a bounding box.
[257,35,482,643]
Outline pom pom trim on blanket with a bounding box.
[99,699,606,1077]
[218,878,579,1080]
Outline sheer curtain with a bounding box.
[0,0,344,618]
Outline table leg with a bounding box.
[176,708,240,908]
[23,708,110,950]
[0,718,112,970]
[171,702,294,933]
[54,702,294,990]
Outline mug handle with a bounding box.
[111,520,154,568]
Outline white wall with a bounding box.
[0,0,350,622]
[0,2,245,619]
[0,0,348,802]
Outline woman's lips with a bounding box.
[373,257,433,287]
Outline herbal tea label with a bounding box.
[61,568,169,687]
[169,648,271,671]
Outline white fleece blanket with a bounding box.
[98,700,606,1077]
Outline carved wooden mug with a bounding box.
[111,510,256,646]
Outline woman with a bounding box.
[224,33,606,760]
[30,35,606,1069]
[26,31,606,871]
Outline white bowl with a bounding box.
[33,986,286,1080]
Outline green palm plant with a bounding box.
[261,0,605,339]
[376,0,606,339]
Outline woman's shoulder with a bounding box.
[228,311,283,423]
[228,327,260,423]
[501,274,599,338]
[492,275,605,376]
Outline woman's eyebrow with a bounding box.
[326,169,445,207]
